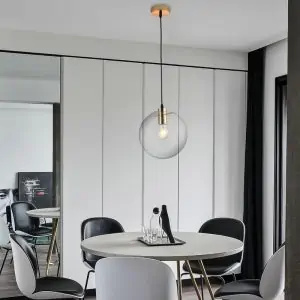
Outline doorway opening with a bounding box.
[274,75,287,252]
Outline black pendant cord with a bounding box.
[159,10,164,109]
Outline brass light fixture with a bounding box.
[139,4,188,159]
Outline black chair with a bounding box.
[11,201,52,239]
[81,217,125,297]
[10,233,84,299]
[11,201,53,276]
[182,218,245,297]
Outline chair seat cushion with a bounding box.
[31,227,52,236]
[35,277,84,297]
[17,227,52,237]
[183,260,238,275]
[214,279,261,298]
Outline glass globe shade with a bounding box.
[139,111,188,159]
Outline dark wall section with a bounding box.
[53,103,61,207]
[286,1,300,299]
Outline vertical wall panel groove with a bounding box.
[101,61,105,217]
[141,63,145,226]
[212,69,216,218]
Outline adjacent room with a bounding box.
[0,1,288,300]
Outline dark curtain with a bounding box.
[242,48,264,279]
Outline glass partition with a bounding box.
[0,52,61,298]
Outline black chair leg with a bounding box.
[0,249,9,275]
[83,270,94,299]
[232,273,236,281]
[54,239,60,277]
[57,255,60,277]
[200,275,204,300]
[32,238,40,278]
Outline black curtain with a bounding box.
[242,48,264,279]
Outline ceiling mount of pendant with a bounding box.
[150,4,171,17]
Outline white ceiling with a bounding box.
[0,0,288,51]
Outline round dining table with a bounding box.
[81,232,243,300]
[27,207,60,276]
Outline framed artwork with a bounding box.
[18,172,53,208]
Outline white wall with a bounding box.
[62,57,247,286]
[0,78,60,103]
[0,102,53,189]
[0,52,60,103]
[214,70,247,220]
[0,28,248,284]
[263,39,288,263]
[62,57,103,287]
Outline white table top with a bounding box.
[81,232,243,261]
[26,207,60,219]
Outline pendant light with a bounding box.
[139,4,188,159]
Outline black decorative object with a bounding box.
[18,172,53,208]
[160,204,175,243]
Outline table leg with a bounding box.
[176,261,183,300]
[198,260,215,300]
[185,260,203,300]
[46,218,58,276]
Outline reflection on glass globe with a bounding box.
[139,111,188,159]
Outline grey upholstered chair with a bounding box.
[214,245,285,300]
[10,233,84,299]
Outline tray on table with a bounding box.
[138,236,186,246]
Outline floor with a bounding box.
[85,285,218,300]
[0,244,59,298]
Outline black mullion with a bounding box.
[274,75,287,253]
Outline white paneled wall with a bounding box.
[62,57,247,284]
[62,57,103,285]
[143,65,179,230]
[178,68,214,232]
[214,70,247,220]
[103,61,143,231]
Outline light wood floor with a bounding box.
[85,285,219,300]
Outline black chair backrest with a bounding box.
[81,217,124,263]
[6,205,12,225]
[11,202,40,233]
[10,233,39,278]
[199,218,245,267]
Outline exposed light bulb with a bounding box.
[158,124,168,139]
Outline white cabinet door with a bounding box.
[214,70,247,220]
[178,67,214,232]
[103,61,143,231]
[62,57,103,285]
[143,65,179,230]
